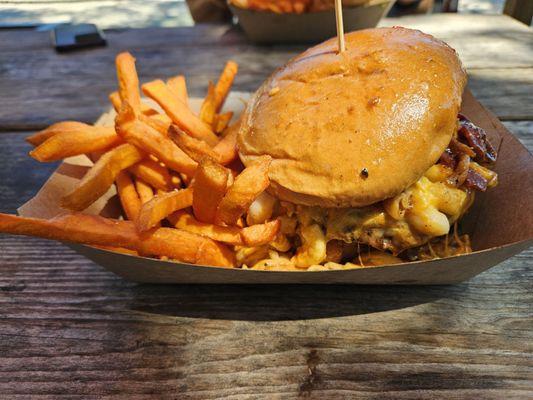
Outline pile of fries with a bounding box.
[0,53,284,268]
[230,0,370,14]
[231,0,312,13]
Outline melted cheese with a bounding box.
[291,224,327,267]
[406,174,468,237]
[470,161,498,188]
[244,163,481,269]
[324,164,474,256]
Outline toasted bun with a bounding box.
[238,27,467,207]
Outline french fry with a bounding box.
[26,121,90,147]
[128,159,173,191]
[215,155,272,225]
[212,122,239,165]
[214,61,238,112]
[109,91,122,111]
[138,227,235,267]
[141,79,219,146]
[9,55,256,269]
[230,0,249,8]
[170,210,241,244]
[134,179,159,228]
[141,113,172,135]
[110,90,159,116]
[167,75,189,105]
[171,210,280,246]
[214,111,234,134]
[116,102,197,176]
[62,143,145,211]
[150,113,172,125]
[168,123,237,166]
[0,213,234,267]
[168,125,220,163]
[136,188,193,232]
[0,212,140,249]
[199,81,217,126]
[192,158,230,223]
[134,179,155,204]
[142,107,161,117]
[279,1,294,13]
[240,219,280,246]
[30,126,120,162]
[267,3,283,12]
[116,171,141,220]
[115,52,141,112]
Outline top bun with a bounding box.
[237,27,467,207]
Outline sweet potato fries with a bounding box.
[1,52,280,268]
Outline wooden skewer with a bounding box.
[334,0,346,53]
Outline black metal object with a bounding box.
[52,24,106,52]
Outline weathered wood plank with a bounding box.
[0,14,532,398]
[0,14,532,130]
[504,121,533,149]
[0,133,58,213]
[381,14,533,69]
[0,59,531,131]
[0,232,531,398]
[0,125,532,397]
[0,45,294,130]
[1,15,529,68]
[468,68,533,120]
[0,24,239,53]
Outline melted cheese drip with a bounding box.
[325,164,474,255]
[243,164,481,269]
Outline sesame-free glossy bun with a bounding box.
[237,27,467,207]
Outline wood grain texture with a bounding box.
[0,235,532,398]
[0,25,294,131]
[0,125,532,397]
[0,15,532,398]
[381,14,533,69]
[0,15,532,130]
[504,121,533,149]
[468,68,533,120]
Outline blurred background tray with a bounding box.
[229,0,394,43]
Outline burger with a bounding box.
[236,27,498,270]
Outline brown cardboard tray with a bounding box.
[18,90,533,284]
[229,0,394,44]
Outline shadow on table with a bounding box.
[129,284,455,321]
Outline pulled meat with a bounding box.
[454,153,471,186]
[439,115,498,192]
[464,169,488,191]
[458,114,497,163]
[450,137,476,158]
[439,148,456,169]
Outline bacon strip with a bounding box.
[438,115,497,192]
[464,169,488,192]
[458,114,497,163]
[438,148,456,169]
[449,137,476,158]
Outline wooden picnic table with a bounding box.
[0,13,532,398]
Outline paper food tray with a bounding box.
[18,90,533,284]
[229,1,394,44]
